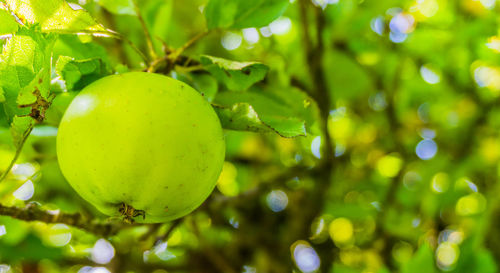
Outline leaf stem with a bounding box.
[172,30,209,59]
[0,123,34,183]
[107,30,149,64]
[132,0,157,60]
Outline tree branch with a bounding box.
[0,203,121,237]
[297,2,337,272]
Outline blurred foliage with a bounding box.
[0,0,499,272]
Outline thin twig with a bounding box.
[147,31,209,73]
[297,2,336,272]
[87,29,149,64]
[0,123,34,183]
[132,0,157,60]
[172,31,209,59]
[174,64,204,73]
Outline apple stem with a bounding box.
[118,203,146,224]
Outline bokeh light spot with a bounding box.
[13,180,34,201]
[46,224,72,247]
[329,217,353,245]
[0,265,11,273]
[154,242,176,261]
[311,136,322,159]
[473,65,500,92]
[269,17,292,35]
[416,139,437,160]
[216,162,239,196]
[389,31,408,43]
[414,0,439,17]
[368,92,387,111]
[78,267,111,273]
[259,26,272,37]
[91,239,115,264]
[456,193,486,216]
[390,13,415,34]
[11,163,37,179]
[431,172,449,193]
[242,265,257,273]
[436,242,459,270]
[312,0,339,9]
[242,28,259,44]
[420,65,441,84]
[266,190,288,212]
[486,36,500,52]
[370,16,385,36]
[291,241,320,273]
[419,128,436,139]
[403,171,422,190]
[479,0,496,9]
[221,31,242,51]
[376,155,403,177]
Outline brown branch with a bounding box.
[0,203,121,237]
[147,54,201,74]
[297,2,337,272]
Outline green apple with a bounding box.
[56,72,225,223]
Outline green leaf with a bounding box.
[0,9,19,35]
[55,56,111,91]
[213,103,305,138]
[204,0,289,30]
[201,55,268,91]
[16,69,50,106]
[214,86,318,134]
[213,86,311,138]
[4,0,107,34]
[213,103,271,134]
[53,35,111,62]
[0,27,55,122]
[94,0,135,15]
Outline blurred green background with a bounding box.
[1,0,500,272]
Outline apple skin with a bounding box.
[56,72,225,223]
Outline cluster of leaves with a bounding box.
[0,0,500,273]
